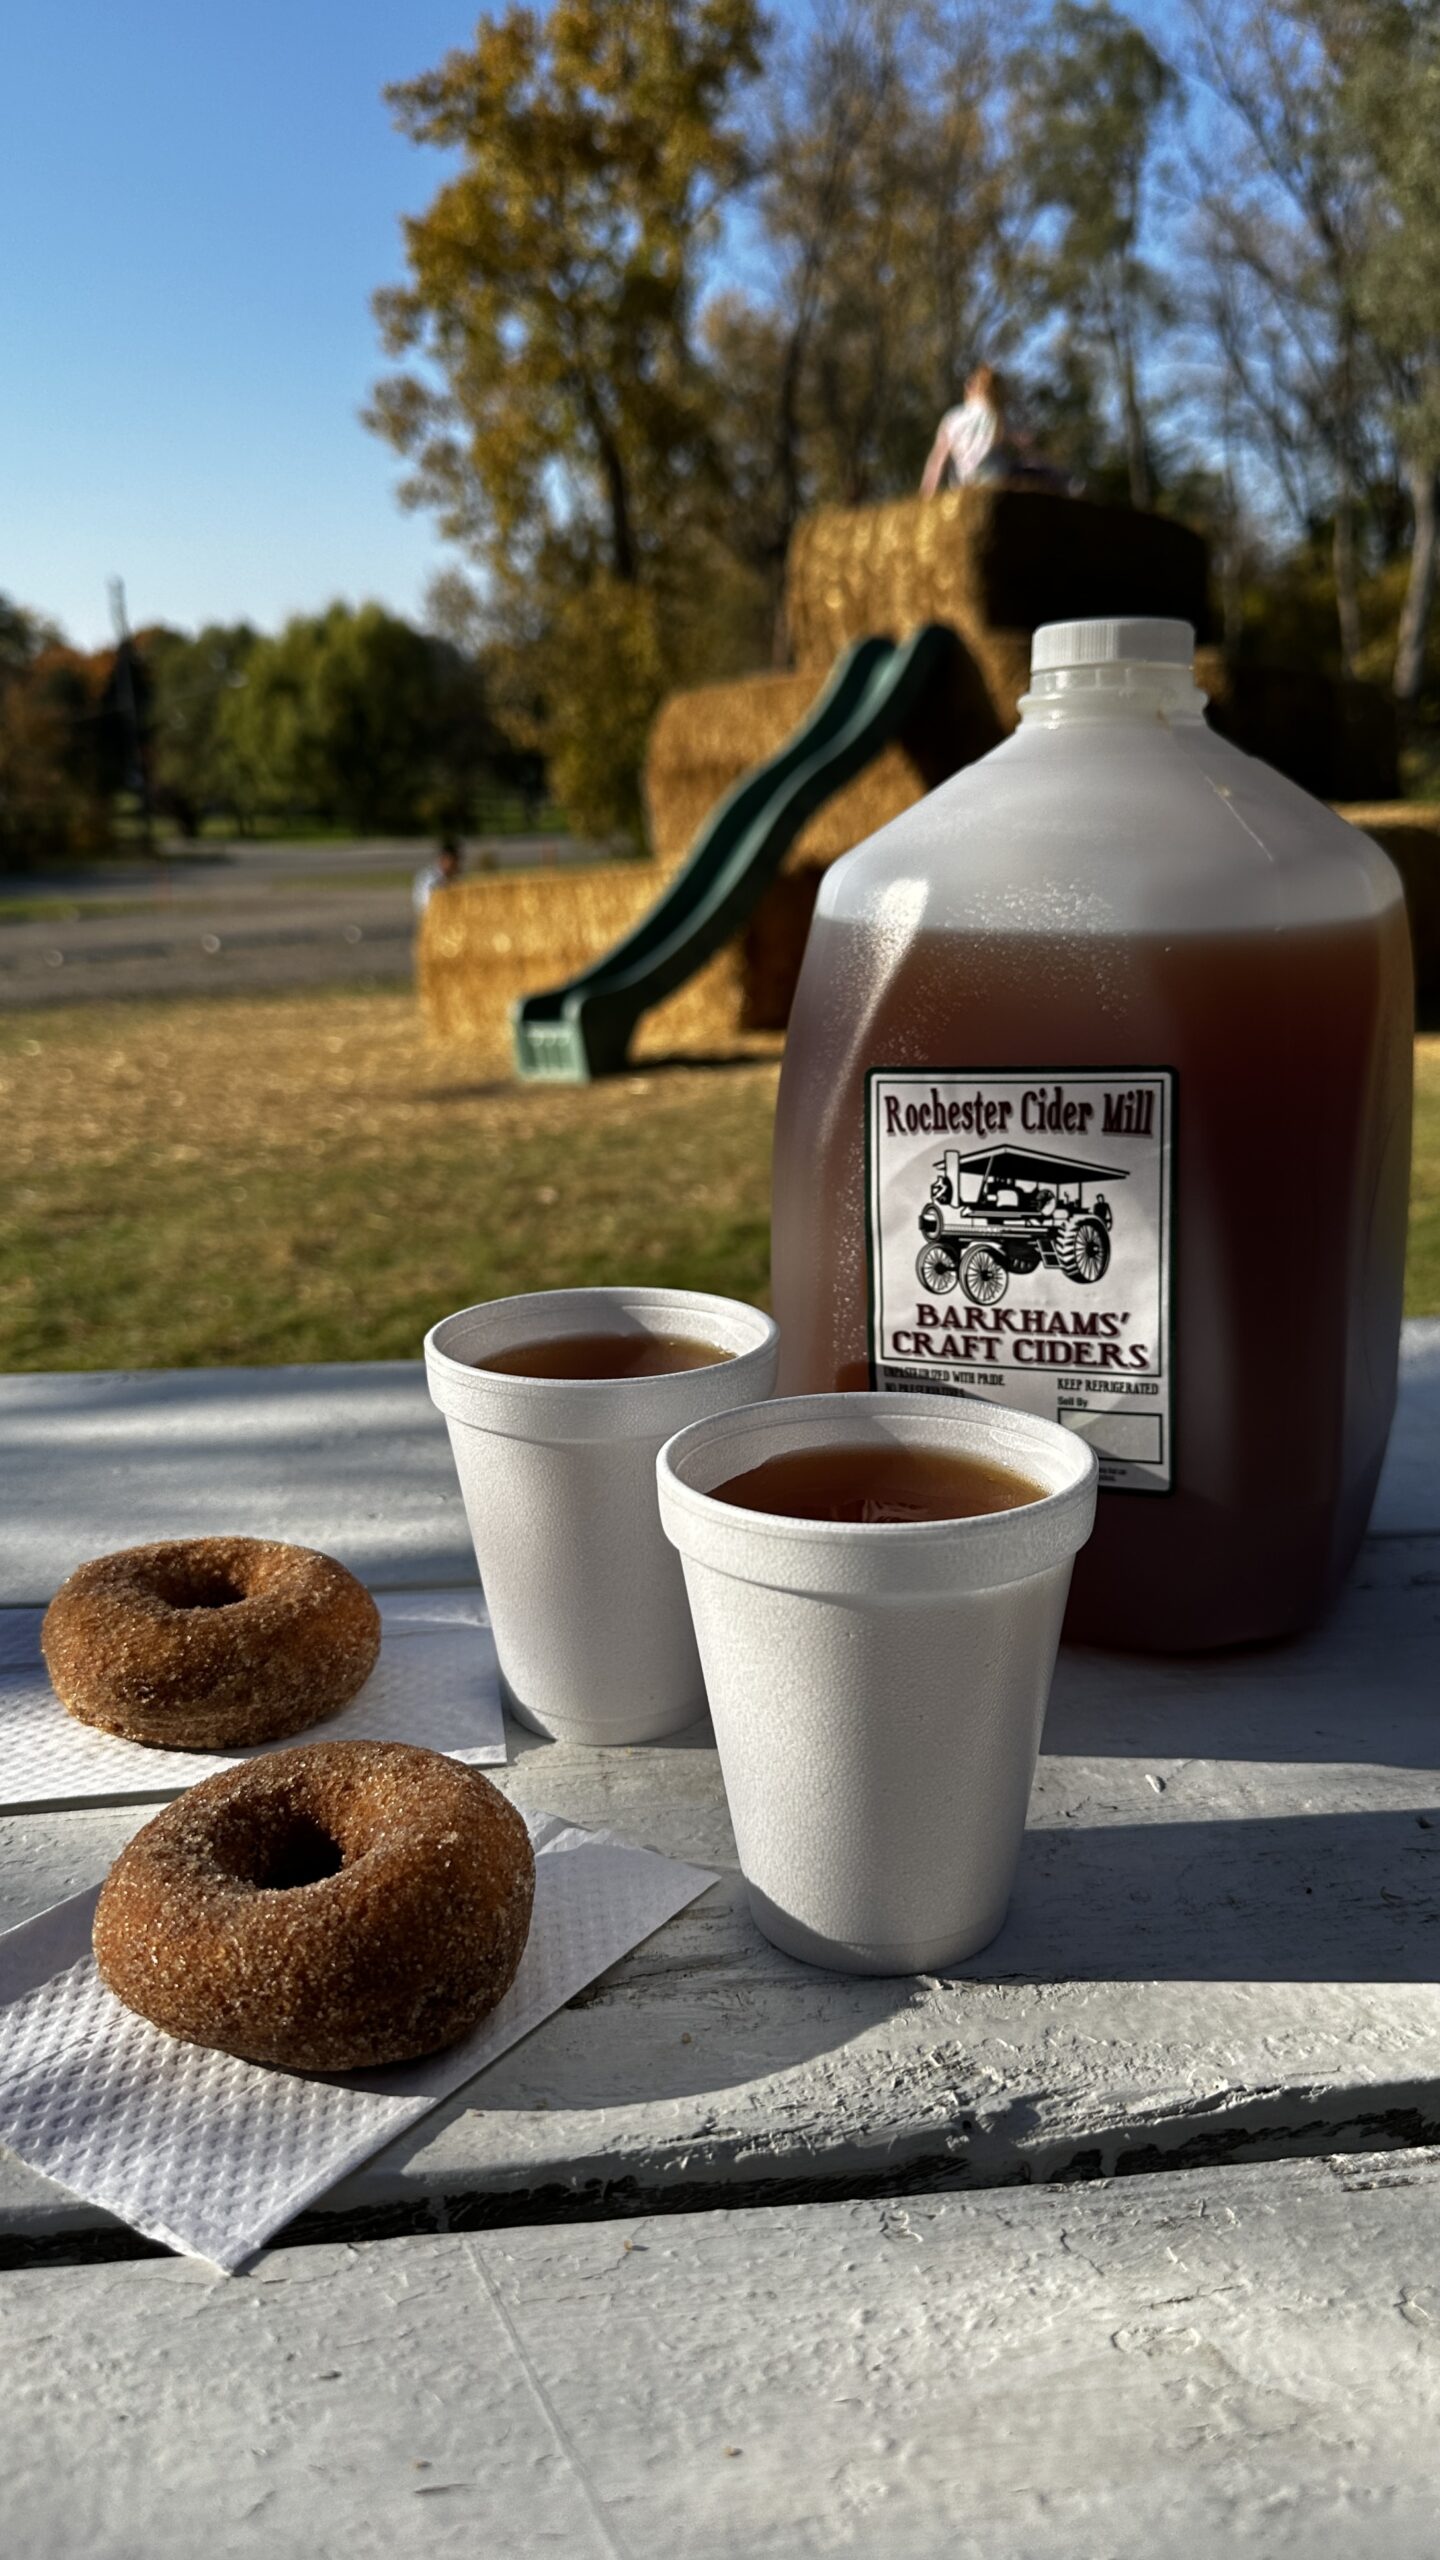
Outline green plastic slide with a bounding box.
[512,622,955,1081]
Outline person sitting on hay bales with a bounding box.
[920,363,1015,493]
[920,364,1072,498]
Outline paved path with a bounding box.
[0,836,601,1008]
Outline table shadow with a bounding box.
[1045,1567,1440,1770]
[958,1802,1440,1984]
[463,1802,1440,2133]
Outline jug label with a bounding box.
[865,1068,1175,1493]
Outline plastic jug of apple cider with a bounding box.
[771,618,1413,1650]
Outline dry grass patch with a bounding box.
[0,988,778,1369]
[1,994,1435,1373]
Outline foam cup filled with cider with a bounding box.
[425,1287,778,1745]
[658,1392,1097,1975]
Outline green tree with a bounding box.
[708,1,1022,652]
[0,603,131,864]
[0,595,61,673]
[0,596,78,865]
[1012,0,1176,510]
[146,624,258,834]
[1334,1,1440,714]
[367,0,765,829]
[1185,0,1386,675]
[369,0,763,587]
[219,604,487,834]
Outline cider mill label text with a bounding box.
[865,1069,1175,1493]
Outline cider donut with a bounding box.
[93,1740,535,2071]
[41,1538,381,1751]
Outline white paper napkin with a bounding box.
[0,1611,46,1672]
[0,1811,714,2271]
[0,1590,503,1811]
[375,1591,486,1630]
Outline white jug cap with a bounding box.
[1030,618,1195,673]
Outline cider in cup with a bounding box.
[425,1287,779,1742]
[708,1441,1045,1522]
[658,1393,1097,1973]
[771,619,1413,1651]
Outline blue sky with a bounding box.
[1,1,478,645]
[2,2,1197,650]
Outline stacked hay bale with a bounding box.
[1198,665,1400,804]
[416,862,756,1066]
[424,489,1188,1060]
[644,645,1007,1033]
[637,488,1212,1038]
[1337,806,1440,1009]
[419,484,1409,1062]
[784,485,1208,718]
[645,670,921,869]
[644,670,891,1034]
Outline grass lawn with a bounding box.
[1,987,1436,1371]
[0,988,776,1369]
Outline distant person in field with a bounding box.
[413,835,463,914]
[920,364,1016,495]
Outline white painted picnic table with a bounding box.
[2,1325,1439,2557]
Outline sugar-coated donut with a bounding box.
[42,1537,381,1750]
[93,1740,535,2071]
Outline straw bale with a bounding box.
[631,945,759,1061]
[418,866,660,1059]
[417,865,764,1065]
[645,630,1009,872]
[786,487,1210,698]
[1336,800,1440,835]
[424,483,1218,1072]
[632,621,1025,1042]
[1335,803,1440,1002]
[646,667,940,875]
[1196,652,1398,801]
[647,673,826,868]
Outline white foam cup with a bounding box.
[657,1392,1097,1972]
[425,1287,780,1745]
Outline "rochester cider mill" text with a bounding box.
[881,1083,1157,1139]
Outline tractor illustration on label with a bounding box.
[915,1144,1128,1307]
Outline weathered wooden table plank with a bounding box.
[5,2150,1440,2560]
[0,1360,477,1604]
[3,1334,1436,2250]
[3,1525,1437,2251]
[1371,1322,1440,1536]
[2,1320,1436,1605]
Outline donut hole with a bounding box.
[148,1559,249,1612]
[210,1802,348,1892]
[250,1813,346,1892]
